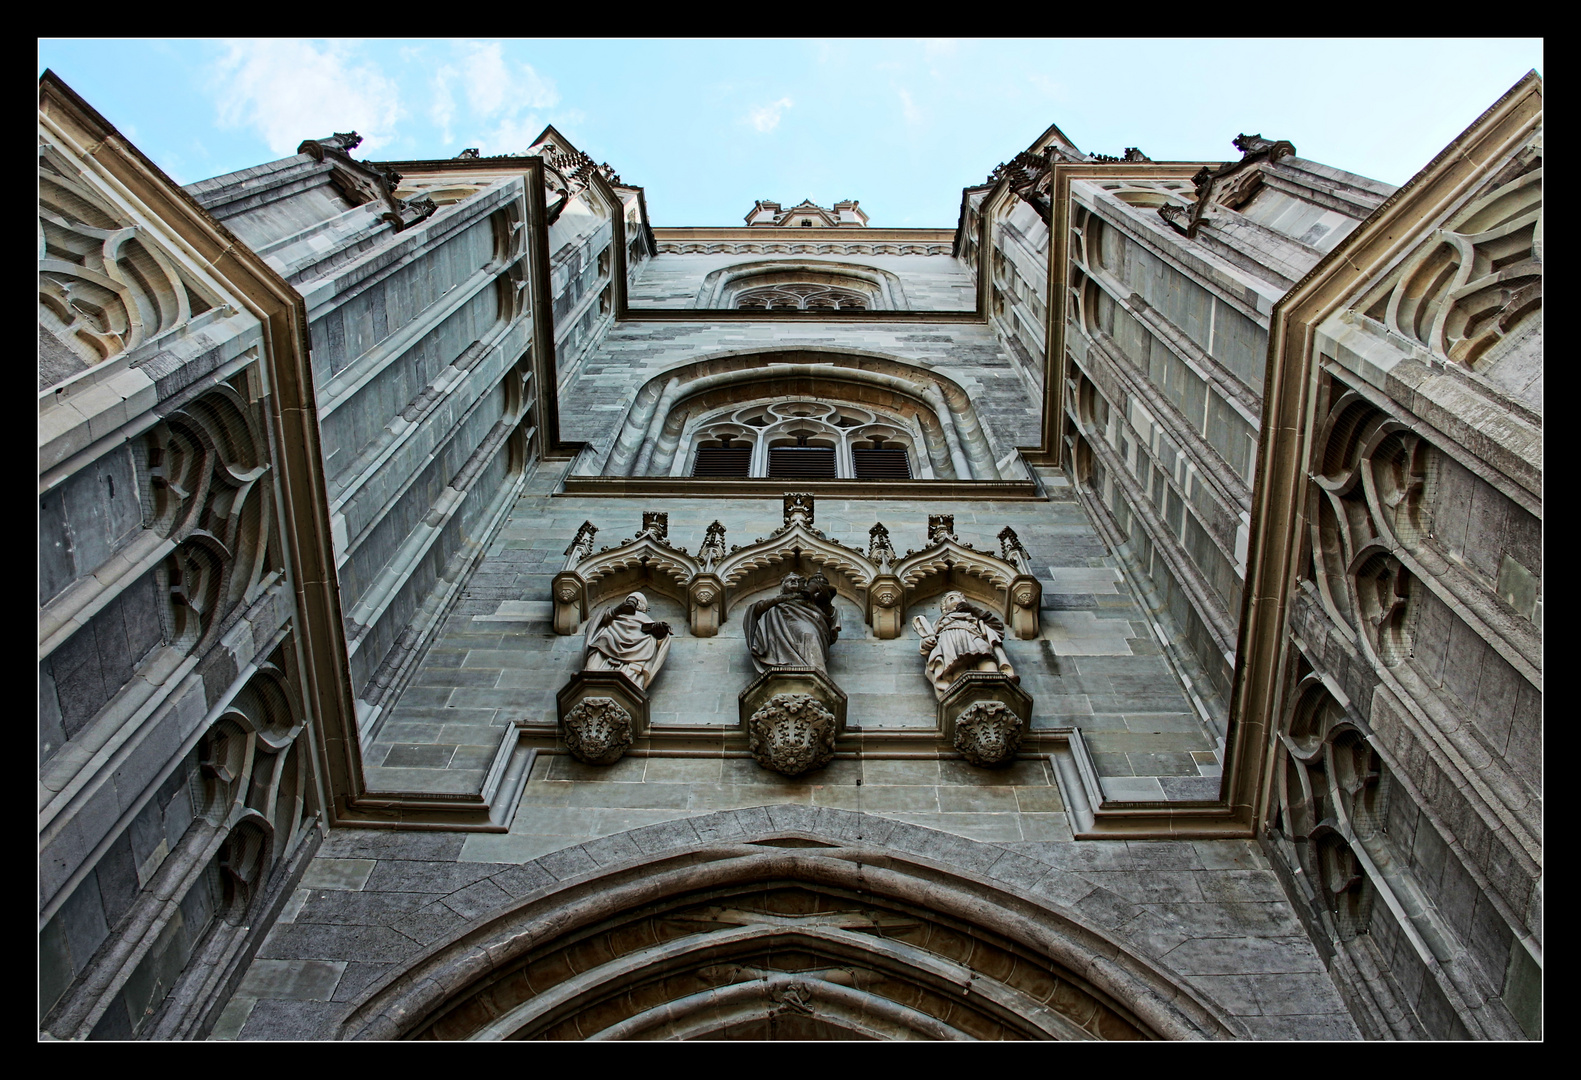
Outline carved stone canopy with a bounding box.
[550,496,1042,642]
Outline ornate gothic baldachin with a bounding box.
[550,494,1041,641]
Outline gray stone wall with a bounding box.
[39,101,321,1039]
[1260,108,1542,1039]
[563,322,1039,479]
[629,250,976,312]
[199,163,540,739]
[1060,163,1389,737]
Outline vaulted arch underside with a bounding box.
[334,809,1243,1041]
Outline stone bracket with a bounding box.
[556,670,649,765]
[939,672,1033,768]
[739,667,848,777]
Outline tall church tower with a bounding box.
[39,70,1540,1041]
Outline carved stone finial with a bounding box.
[746,692,838,776]
[997,526,1031,571]
[562,696,634,765]
[867,522,896,566]
[783,492,815,530]
[334,131,363,151]
[564,520,598,561]
[927,514,957,545]
[456,147,480,159]
[952,700,1024,768]
[640,511,669,542]
[1158,133,1295,241]
[699,520,728,563]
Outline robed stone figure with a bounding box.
[583,591,672,689]
[912,590,1017,698]
[743,572,840,675]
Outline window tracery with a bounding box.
[734,284,870,311]
[686,400,918,479]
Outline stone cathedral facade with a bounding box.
[38,70,1541,1041]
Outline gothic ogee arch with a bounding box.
[332,808,1246,1041]
[598,349,1006,481]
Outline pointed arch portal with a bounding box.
[334,808,1244,1041]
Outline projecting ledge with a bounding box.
[556,477,1045,500]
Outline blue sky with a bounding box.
[39,39,1543,227]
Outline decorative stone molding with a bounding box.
[739,666,847,776]
[552,496,1041,643]
[939,672,1032,769]
[655,242,954,256]
[1361,150,1541,368]
[557,670,649,765]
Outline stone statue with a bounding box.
[583,591,672,689]
[912,590,1017,698]
[743,572,840,675]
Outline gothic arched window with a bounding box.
[734,284,870,311]
[686,400,918,479]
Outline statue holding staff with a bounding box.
[912,590,1017,698]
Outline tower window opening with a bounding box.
[853,447,912,480]
[768,446,837,478]
[692,446,752,476]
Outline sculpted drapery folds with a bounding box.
[743,572,841,674]
[913,591,1017,698]
[583,592,673,689]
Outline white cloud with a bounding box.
[747,97,794,133]
[211,39,403,155]
[456,41,558,118]
[475,114,547,157]
[898,87,922,125]
[439,41,561,153]
[921,39,958,59]
[430,64,459,144]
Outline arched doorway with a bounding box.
[333,808,1243,1041]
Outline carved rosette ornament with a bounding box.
[747,693,838,776]
[952,700,1024,768]
[562,696,635,765]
